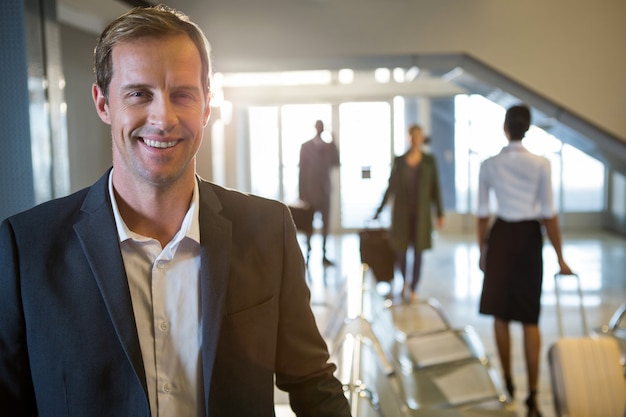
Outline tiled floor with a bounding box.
[300,229,626,417]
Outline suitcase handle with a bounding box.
[554,273,589,337]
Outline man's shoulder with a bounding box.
[12,186,88,216]
[2,187,92,240]
[198,181,290,235]
[199,180,286,212]
[4,173,108,230]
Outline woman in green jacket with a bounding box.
[375,124,445,301]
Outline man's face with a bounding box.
[93,34,210,189]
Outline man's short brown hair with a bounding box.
[94,5,211,100]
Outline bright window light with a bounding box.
[338,68,354,84]
[393,67,405,83]
[405,66,420,81]
[374,68,390,83]
[218,70,332,87]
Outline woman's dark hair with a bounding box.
[504,104,531,140]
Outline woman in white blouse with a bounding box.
[476,104,572,417]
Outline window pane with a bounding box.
[562,144,604,212]
[523,127,563,212]
[249,107,280,199]
[612,171,626,222]
[393,96,406,156]
[455,94,605,215]
[339,101,392,229]
[455,95,506,214]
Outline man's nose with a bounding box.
[148,96,177,132]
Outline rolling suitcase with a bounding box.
[549,337,625,417]
[548,273,626,417]
[359,228,395,283]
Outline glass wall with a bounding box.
[244,86,607,234]
[454,94,605,215]
[248,102,393,230]
[281,104,333,205]
[248,104,333,203]
[249,107,280,199]
[338,101,392,229]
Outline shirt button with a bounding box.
[156,261,165,269]
[163,383,172,393]
[159,321,169,332]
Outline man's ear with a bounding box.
[202,95,211,127]
[92,84,111,125]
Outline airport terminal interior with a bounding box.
[277,229,626,417]
[2,0,626,416]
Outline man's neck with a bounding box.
[113,173,195,247]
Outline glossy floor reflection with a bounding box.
[301,230,626,417]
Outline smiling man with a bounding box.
[0,6,351,417]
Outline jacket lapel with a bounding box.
[72,174,232,413]
[196,179,232,414]
[73,172,148,394]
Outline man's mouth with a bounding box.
[143,139,177,149]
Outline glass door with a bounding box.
[338,101,392,230]
[249,101,394,232]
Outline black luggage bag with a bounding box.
[288,203,314,235]
[359,228,395,282]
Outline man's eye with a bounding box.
[130,91,146,98]
[174,92,195,101]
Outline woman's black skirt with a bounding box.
[479,218,543,324]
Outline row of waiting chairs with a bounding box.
[301,265,517,417]
[276,267,626,417]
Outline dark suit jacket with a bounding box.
[0,171,350,417]
[298,138,339,208]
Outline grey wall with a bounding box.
[60,24,111,192]
[0,0,35,220]
[169,0,626,144]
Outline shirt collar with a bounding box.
[108,170,200,245]
[502,141,527,152]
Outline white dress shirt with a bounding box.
[109,172,203,417]
[477,141,556,221]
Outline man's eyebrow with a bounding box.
[120,84,201,93]
[121,83,152,92]
[172,85,203,93]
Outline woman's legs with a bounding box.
[523,323,541,392]
[409,247,423,293]
[396,250,408,296]
[495,318,543,414]
[397,247,423,299]
[523,322,541,396]
[494,318,513,389]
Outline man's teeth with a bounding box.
[144,139,177,149]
